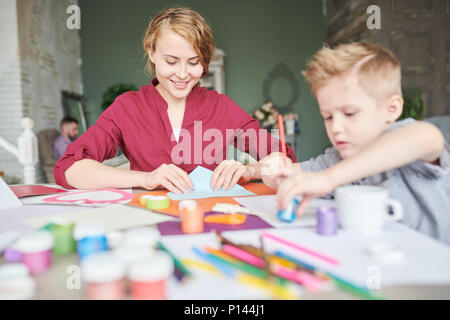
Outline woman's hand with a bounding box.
[260,152,296,189]
[277,168,335,216]
[142,163,193,193]
[210,160,253,191]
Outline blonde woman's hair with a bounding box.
[302,42,402,103]
[143,7,215,77]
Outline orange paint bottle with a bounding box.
[179,200,204,234]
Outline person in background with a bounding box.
[54,116,79,160]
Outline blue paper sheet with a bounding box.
[167,166,255,200]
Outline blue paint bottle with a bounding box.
[277,198,299,223]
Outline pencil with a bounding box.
[157,241,192,278]
[274,250,386,300]
[262,231,339,266]
[277,114,288,166]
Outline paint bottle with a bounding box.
[122,227,161,249]
[3,244,22,263]
[112,246,154,269]
[13,231,54,275]
[81,252,126,300]
[317,207,338,236]
[51,219,76,255]
[73,222,108,261]
[106,230,124,249]
[180,200,204,234]
[0,263,36,300]
[277,198,299,223]
[128,252,174,300]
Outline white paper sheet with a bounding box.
[161,223,450,291]
[234,195,334,228]
[22,204,175,231]
[0,177,22,210]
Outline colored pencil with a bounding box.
[271,264,322,292]
[274,250,386,300]
[192,247,236,277]
[157,241,192,278]
[204,247,269,279]
[262,231,339,266]
[222,244,266,268]
[277,114,288,166]
[181,258,221,275]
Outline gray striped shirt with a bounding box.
[301,118,450,245]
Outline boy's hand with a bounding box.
[260,152,296,189]
[277,168,335,216]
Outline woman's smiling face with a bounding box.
[149,27,204,103]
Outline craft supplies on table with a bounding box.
[316,207,338,236]
[180,200,204,234]
[128,252,174,300]
[277,198,299,223]
[50,220,76,255]
[12,231,54,274]
[0,263,36,300]
[81,252,126,300]
[73,222,108,260]
[143,195,170,210]
[204,213,246,225]
[121,227,161,249]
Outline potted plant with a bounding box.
[400,85,426,120]
[101,83,138,110]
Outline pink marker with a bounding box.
[271,264,321,292]
[222,245,266,268]
[262,231,339,266]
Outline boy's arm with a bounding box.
[326,121,446,188]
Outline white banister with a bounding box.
[0,117,39,184]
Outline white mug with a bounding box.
[335,185,403,234]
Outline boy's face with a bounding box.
[315,73,391,159]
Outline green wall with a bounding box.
[79,0,330,161]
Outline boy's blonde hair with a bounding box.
[302,42,402,103]
[143,7,215,77]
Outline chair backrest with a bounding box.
[37,129,60,182]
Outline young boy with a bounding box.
[262,42,450,245]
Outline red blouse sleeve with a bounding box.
[221,95,296,162]
[53,99,123,188]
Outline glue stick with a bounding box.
[180,200,204,234]
[81,252,126,300]
[13,231,54,275]
[128,252,174,300]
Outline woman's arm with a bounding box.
[65,159,193,193]
[65,159,145,189]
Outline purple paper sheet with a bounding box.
[157,211,273,236]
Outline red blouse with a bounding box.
[54,79,296,188]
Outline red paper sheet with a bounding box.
[10,185,67,198]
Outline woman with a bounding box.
[54,7,295,193]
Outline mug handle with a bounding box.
[385,198,403,221]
